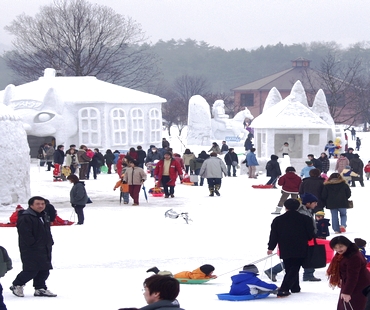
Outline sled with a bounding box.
[217,293,270,301]
[251,184,274,189]
[0,223,16,227]
[182,182,194,186]
[176,278,211,284]
[152,193,164,197]
[50,221,74,226]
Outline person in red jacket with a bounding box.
[364,161,370,180]
[271,166,302,214]
[9,205,24,224]
[154,152,183,198]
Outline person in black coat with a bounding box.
[10,196,56,297]
[299,168,325,212]
[350,154,364,187]
[267,199,315,297]
[67,174,88,225]
[318,152,330,174]
[265,155,281,187]
[224,148,239,177]
[53,145,65,165]
[136,146,147,168]
[307,154,322,172]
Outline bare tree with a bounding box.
[161,75,209,136]
[4,0,159,88]
[304,52,367,125]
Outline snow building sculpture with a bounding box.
[0,103,30,205]
[252,80,336,172]
[0,68,166,157]
[262,87,282,112]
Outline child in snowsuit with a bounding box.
[340,165,359,185]
[325,140,336,159]
[354,238,370,263]
[113,163,130,204]
[230,264,277,296]
[315,211,330,239]
[364,161,370,180]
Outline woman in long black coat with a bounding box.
[350,154,364,187]
[321,173,351,234]
[67,174,88,225]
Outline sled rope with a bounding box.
[216,253,277,278]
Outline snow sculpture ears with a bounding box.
[263,87,282,112]
[290,80,309,107]
[43,88,64,114]
[2,84,16,106]
[311,89,335,125]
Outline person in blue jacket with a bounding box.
[229,264,278,296]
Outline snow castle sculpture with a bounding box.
[187,95,254,144]
[0,103,31,205]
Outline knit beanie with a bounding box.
[242,264,259,274]
[315,211,325,217]
[200,264,215,276]
[354,238,367,248]
[284,199,300,211]
[16,205,24,211]
[301,193,318,205]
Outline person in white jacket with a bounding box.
[199,152,227,197]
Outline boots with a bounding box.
[209,186,214,196]
[271,207,282,215]
[214,184,221,196]
[146,266,160,274]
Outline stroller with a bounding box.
[165,209,192,224]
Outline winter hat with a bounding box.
[354,238,367,248]
[285,166,296,173]
[242,264,259,274]
[301,193,318,205]
[305,161,313,165]
[16,205,24,211]
[158,271,174,277]
[345,165,351,169]
[284,198,300,211]
[315,211,325,217]
[200,264,215,276]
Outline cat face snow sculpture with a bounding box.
[5,87,78,146]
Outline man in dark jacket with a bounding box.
[53,145,65,165]
[265,155,281,187]
[267,199,315,297]
[350,154,364,187]
[139,275,184,310]
[136,146,147,168]
[307,154,322,172]
[224,148,239,177]
[10,196,56,298]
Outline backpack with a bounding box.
[0,246,12,277]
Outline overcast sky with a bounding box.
[0,0,369,51]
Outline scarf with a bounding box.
[327,253,344,288]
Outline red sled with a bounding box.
[0,223,16,227]
[252,184,274,189]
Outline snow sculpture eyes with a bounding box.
[34,112,55,123]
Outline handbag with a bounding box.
[232,161,238,167]
[302,238,327,269]
[189,174,199,182]
[86,197,93,204]
[347,200,353,209]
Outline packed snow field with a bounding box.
[0,132,369,310]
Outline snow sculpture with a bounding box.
[187,95,212,145]
[290,80,309,107]
[0,103,30,205]
[263,87,282,112]
[311,89,335,125]
[211,100,252,140]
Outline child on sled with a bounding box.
[147,264,217,279]
[230,264,278,296]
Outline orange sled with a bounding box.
[251,184,274,189]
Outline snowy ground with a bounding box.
[0,131,369,310]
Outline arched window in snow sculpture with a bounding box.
[111,108,127,146]
[149,108,161,143]
[78,108,101,146]
[130,108,144,144]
